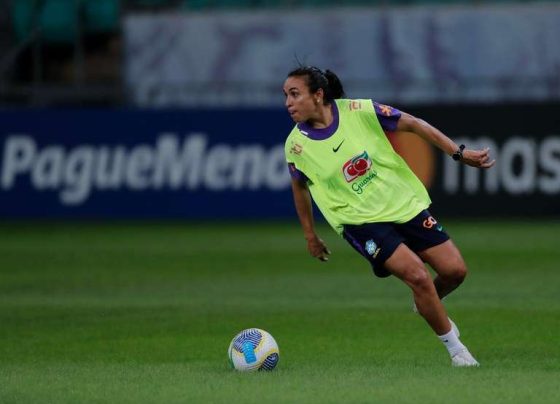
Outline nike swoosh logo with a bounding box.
[333,139,345,152]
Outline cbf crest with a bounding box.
[365,240,377,255]
[365,239,380,258]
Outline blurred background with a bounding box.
[0,0,559,220]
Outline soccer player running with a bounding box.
[283,66,495,367]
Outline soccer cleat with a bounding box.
[451,349,480,367]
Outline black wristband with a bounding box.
[452,144,465,161]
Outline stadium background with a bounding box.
[1,0,559,219]
[1,1,559,403]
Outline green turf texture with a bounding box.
[1,220,559,403]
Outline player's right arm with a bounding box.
[290,177,331,262]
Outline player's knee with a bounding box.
[445,258,467,285]
[455,261,468,284]
[403,265,432,292]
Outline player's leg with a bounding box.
[343,221,450,333]
[392,212,479,366]
[384,244,478,366]
[395,211,466,300]
[343,223,479,366]
[383,243,451,335]
[417,239,467,300]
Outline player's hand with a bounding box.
[306,235,331,262]
[461,147,496,169]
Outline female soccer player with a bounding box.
[283,66,495,367]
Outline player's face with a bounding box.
[283,76,318,123]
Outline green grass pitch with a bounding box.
[1,220,559,403]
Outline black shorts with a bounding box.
[342,210,450,278]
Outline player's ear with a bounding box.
[314,88,324,104]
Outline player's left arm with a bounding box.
[396,112,495,169]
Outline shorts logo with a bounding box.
[365,239,380,258]
[423,216,438,229]
[343,151,372,182]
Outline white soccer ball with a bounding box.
[228,328,280,371]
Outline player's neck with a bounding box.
[308,104,333,129]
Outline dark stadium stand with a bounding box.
[12,0,119,43]
[1,0,554,107]
[4,0,123,106]
[10,0,551,44]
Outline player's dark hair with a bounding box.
[287,66,345,104]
